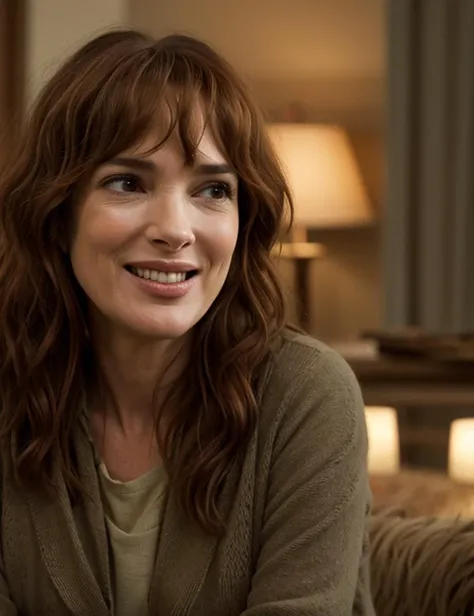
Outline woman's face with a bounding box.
[70,125,239,341]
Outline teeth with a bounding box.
[132,268,187,283]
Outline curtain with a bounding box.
[384,0,474,332]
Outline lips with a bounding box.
[125,264,198,299]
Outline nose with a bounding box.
[145,192,196,251]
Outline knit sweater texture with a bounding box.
[0,330,375,615]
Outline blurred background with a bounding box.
[2,0,474,516]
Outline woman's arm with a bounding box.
[244,345,374,615]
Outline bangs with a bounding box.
[52,36,247,173]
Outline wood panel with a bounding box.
[0,0,25,161]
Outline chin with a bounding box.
[127,313,202,341]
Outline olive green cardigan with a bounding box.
[0,331,375,615]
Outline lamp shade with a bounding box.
[449,418,474,484]
[365,406,400,475]
[268,123,373,228]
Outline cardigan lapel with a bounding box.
[27,480,111,616]
[73,416,113,609]
[149,458,241,615]
[25,423,111,616]
[148,490,219,616]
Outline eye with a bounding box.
[198,181,233,201]
[102,174,143,194]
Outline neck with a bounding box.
[88,319,188,434]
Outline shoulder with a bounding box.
[271,327,360,388]
[263,327,363,413]
[258,328,366,456]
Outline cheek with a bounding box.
[70,211,134,264]
[205,212,239,261]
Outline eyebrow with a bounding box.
[106,156,236,177]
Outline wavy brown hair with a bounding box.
[0,30,293,533]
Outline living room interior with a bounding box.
[2,0,474,613]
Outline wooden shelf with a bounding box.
[346,354,474,408]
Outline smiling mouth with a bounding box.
[125,266,198,284]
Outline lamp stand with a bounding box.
[294,258,311,331]
[272,225,324,332]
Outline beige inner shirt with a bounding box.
[98,463,167,616]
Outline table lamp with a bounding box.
[268,123,373,330]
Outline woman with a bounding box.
[0,30,374,615]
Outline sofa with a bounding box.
[370,471,474,616]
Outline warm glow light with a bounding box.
[267,123,373,228]
[449,419,474,484]
[365,406,400,475]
